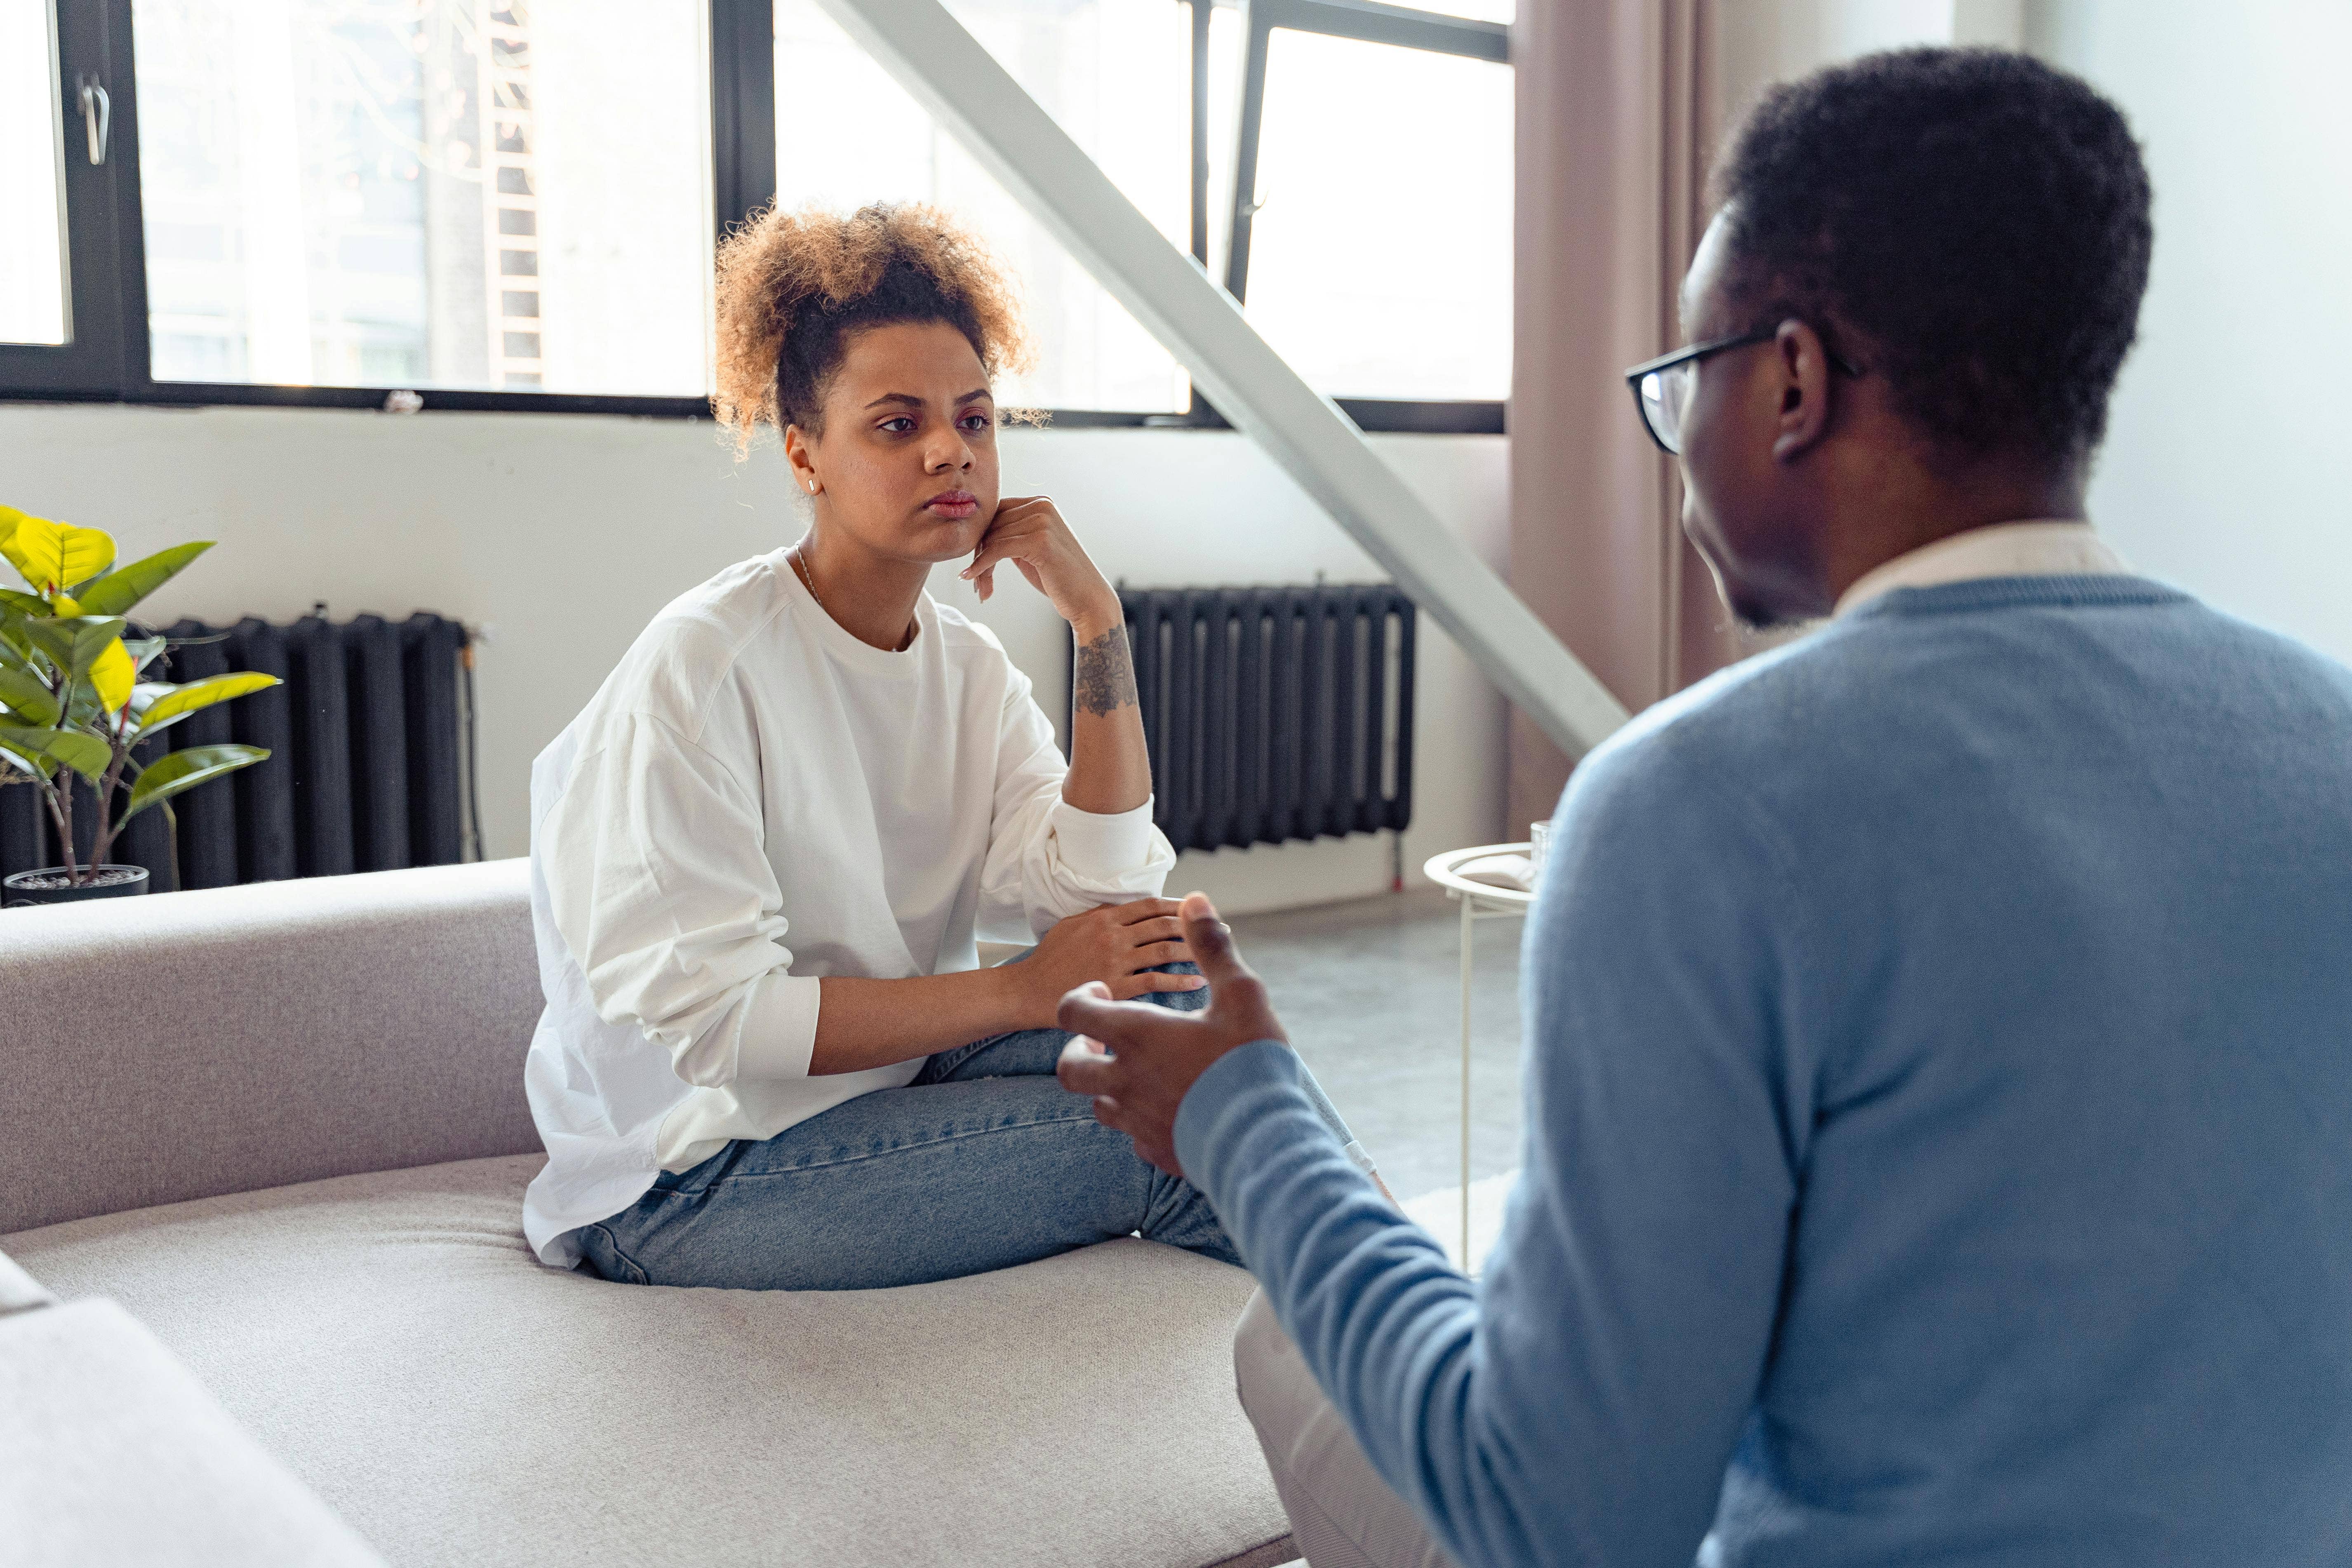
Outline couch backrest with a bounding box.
[0,860,542,1235]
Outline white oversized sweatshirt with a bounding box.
[520,548,1175,1268]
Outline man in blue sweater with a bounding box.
[1057,47,2352,1568]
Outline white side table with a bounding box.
[1421,844,1535,1269]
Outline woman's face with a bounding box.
[788,319,1002,566]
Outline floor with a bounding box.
[1228,886,1526,1204]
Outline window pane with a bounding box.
[0,0,69,346]
[1244,31,1510,401]
[772,0,1192,414]
[132,0,713,395]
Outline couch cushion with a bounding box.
[0,1298,387,1567]
[0,860,542,1234]
[3,1155,1294,1568]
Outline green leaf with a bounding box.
[0,665,61,725]
[0,728,54,777]
[127,670,279,739]
[45,729,110,780]
[125,635,169,674]
[122,743,268,821]
[72,541,213,618]
[0,722,108,781]
[22,614,128,678]
[0,588,47,618]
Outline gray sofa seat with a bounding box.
[0,862,1292,1568]
[0,1293,387,1567]
[5,1154,1287,1568]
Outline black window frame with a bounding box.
[2,0,1507,433]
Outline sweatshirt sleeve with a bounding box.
[977,662,1177,940]
[1175,743,1802,1568]
[539,712,823,1087]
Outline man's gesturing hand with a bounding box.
[1055,891,1286,1178]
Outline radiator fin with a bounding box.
[1092,584,1415,856]
[0,612,471,891]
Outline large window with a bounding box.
[133,0,712,395]
[1241,29,1509,401]
[0,0,71,347]
[771,0,1193,414]
[0,0,1510,429]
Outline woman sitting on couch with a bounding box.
[520,202,1369,1290]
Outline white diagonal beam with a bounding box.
[817,0,1632,759]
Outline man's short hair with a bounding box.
[1713,47,2152,470]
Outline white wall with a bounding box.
[1712,0,2023,127]
[1712,2,2351,670]
[2028,0,2352,668]
[0,402,1507,913]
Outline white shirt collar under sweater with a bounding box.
[1834,520,2129,618]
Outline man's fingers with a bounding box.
[1178,891,1251,987]
[1128,940,1192,970]
[1056,1036,1121,1095]
[1057,980,1170,1044]
[1115,897,1186,924]
[1056,980,1131,1040]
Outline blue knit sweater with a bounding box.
[1178,576,2352,1568]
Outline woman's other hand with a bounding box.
[1018,898,1203,1026]
[961,496,1120,635]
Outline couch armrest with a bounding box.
[0,1245,57,1315]
[0,1295,387,1566]
[0,861,541,1233]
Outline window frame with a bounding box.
[0,0,1508,433]
[1216,0,1509,433]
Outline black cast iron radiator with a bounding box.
[1091,585,1416,854]
[0,612,476,892]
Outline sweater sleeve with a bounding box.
[539,712,823,1087]
[977,662,1177,941]
[1175,743,1803,1568]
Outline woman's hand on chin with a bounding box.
[1017,898,1204,1027]
[960,496,1122,636]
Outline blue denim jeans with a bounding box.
[577,965,1359,1291]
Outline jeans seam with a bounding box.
[643,1103,1104,1188]
[583,1222,650,1286]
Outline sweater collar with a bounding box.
[1834,521,2129,618]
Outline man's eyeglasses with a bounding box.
[1624,327,1862,455]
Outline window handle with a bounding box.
[77,74,110,166]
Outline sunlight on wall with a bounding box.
[2032,0,2352,666]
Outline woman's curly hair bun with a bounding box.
[713,200,1036,454]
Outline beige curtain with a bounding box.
[1506,0,1740,833]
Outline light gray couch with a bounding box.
[0,861,1293,1568]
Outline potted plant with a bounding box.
[0,506,278,907]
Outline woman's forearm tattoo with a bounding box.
[1073,624,1140,717]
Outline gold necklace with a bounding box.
[788,542,825,614]
[791,541,915,652]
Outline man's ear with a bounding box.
[1769,318,1837,464]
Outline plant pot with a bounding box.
[2,865,152,909]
